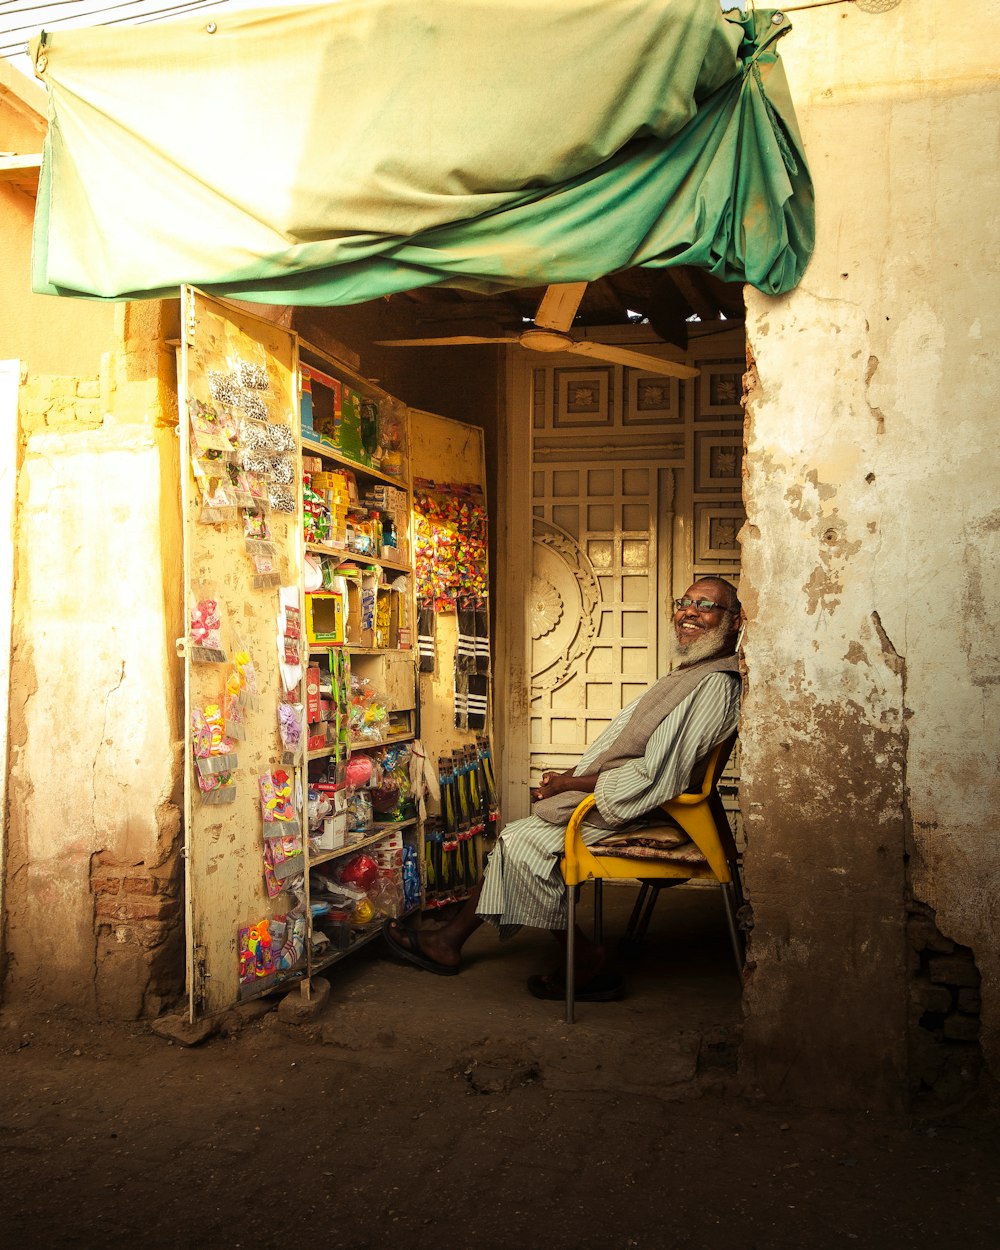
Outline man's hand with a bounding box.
[530,770,600,803]
[531,770,565,802]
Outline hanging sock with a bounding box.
[418,607,436,673]
[467,674,488,730]
[453,672,469,730]
[474,605,490,674]
[455,602,477,674]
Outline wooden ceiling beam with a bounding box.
[664,265,719,322]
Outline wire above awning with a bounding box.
[30,0,814,305]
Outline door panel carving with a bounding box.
[500,332,746,824]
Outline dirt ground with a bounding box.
[2,885,997,1250]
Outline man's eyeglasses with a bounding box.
[673,597,728,612]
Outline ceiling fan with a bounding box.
[376,282,699,380]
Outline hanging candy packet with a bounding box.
[225,461,256,510]
[190,597,227,663]
[234,643,260,711]
[190,450,239,524]
[278,701,304,755]
[191,705,238,802]
[193,704,237,770]
[268,832,304,882]
[238,919,276,991]
[223,669,246,740]
[269,484,297,514]
[188,397,234,453]
[259,769,299,836]
[237,355,270,392]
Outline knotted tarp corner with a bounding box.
[30,0,814,304]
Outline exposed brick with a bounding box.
[124,898,180,923]
[92,877,122,896]
[76,379,100,399]
[957,988,982,1014]
[123,876,157,896]
[928,956,981,988]
[910,978,952,1014]
[95,897,179,923]
[942,1013,980,1042]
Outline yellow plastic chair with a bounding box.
[559,733,742,1023]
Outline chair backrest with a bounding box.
[672,732,737,805]
[659,732,738,876]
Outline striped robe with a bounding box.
[477,672,740,935]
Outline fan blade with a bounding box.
[374,336,519,346]
[533,282,588,333]
[564,339,700,379]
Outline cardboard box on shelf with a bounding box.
[346,573,379,648]
[305,666,321,721]
[313,813,348,852]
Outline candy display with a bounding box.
[413,480,488,612]
[183,306,499,1006]
[412,479,492,728]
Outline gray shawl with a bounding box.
[532,652,740,827]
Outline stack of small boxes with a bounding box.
[362,484,409,561]
[303,456,353,550]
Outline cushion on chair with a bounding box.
[591,824,709,866]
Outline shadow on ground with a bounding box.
[2,884,997,1250]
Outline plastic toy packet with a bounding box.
[259,769,296,824]
[190,597,226,662]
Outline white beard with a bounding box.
[669,612,736,669]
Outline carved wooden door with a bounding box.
[498,329,746,825]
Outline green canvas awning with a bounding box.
[30,0,813,305]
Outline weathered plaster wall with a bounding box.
[5,302,185,1017]
[741,3,1000,1106]
[0,62,116,377]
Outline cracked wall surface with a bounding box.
[740,2,1000,1106]
[4,303,185,1017]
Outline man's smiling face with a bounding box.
[670,579,738,667]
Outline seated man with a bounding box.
[383,576,742,1001]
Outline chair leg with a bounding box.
[636,883,661,942]
[623,883,649,944]
[594,878,604,946]
[720,882,744,978]
[623,881,664,946]
[566,883,577,1024]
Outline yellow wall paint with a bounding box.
[0,66,116,378]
